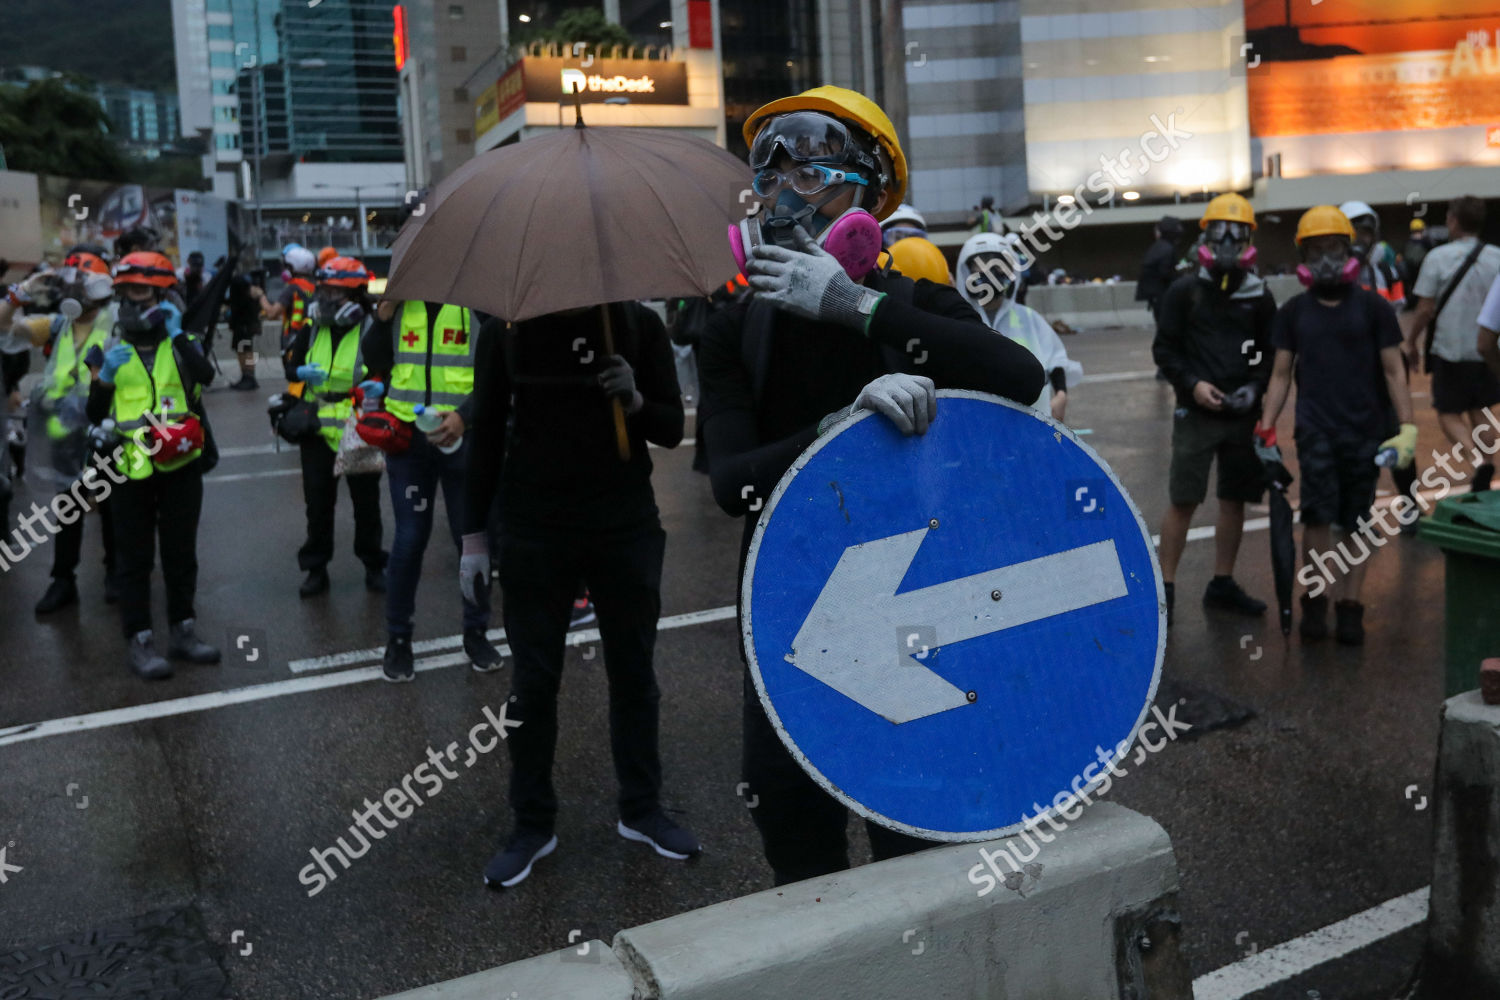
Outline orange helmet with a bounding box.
[114,251,177,288]
[317,246,338,267]
[316,256,372,288]
[63,251,110,276]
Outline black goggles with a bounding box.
[1204,221,1252,244]
[749,112,876,173]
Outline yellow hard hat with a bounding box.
[1295,205,1356,245]
[1410,218,1427,232]
[743,86,908,220]
[887,236,951,285]
[1201,193,1256,231]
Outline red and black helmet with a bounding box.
[316,256,372,289]
[113,251,178,289]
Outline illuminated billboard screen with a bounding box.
[1246,0,1500,173]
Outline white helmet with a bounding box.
[284,246,317,275]
[1339,200,1378,230]
[881,203,926,231]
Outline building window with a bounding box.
[448,4,464,17]
[456,128,472,144]
[453,87,467,103]
[451,46,467,62]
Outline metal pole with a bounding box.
[357,186,369,254]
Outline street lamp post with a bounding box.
[311,183,403,254]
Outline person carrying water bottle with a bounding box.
[360,298,503,681]
[1256,207,1417,646]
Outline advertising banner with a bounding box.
[519,56,689,106]
[174,189,231,265]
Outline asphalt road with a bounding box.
[0,324,1467,999]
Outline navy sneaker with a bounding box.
[483,829,557,888]
[464,628,504,673]
[617,810,701,860]
[1203,576,1266,616]
[383,635,414,683]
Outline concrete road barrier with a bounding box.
[1025,275,1304,332]
[1424,690,1500,994]
[379,802,1190,999]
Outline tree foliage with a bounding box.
[5,0,175,91]
[513,7,640,58]
[0,78,127,180]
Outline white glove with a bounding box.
[459,532,490,605]
[821,373,937,436]
[746,225,878,328]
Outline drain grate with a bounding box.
[0,906,227,999]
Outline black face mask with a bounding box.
[314,292,343,320]
[117,300,166,345]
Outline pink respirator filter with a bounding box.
[729,209,884,282]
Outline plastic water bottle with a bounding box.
[1374,447,1398,468]
[414,404,461,454]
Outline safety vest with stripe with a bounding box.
[306,323,365,452]
[386,301,473,423]
[284,277,316,342]
[44,311,113,440]
[110,342,202,479]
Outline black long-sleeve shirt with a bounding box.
[1135,237,1180,304]
[362,302,479,425]
[698,274,1045,556]
[463,302,683,534]
[86,331,216,424]
[1151,271,1276,413]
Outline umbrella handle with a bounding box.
[600,305,631,462]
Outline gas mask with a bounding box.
[730,189,884,282]
[116,300,168,344]
[1297,241,1360,293]
[58,272,114,322]
[313,291,344,322]
[1195,221,1257,276]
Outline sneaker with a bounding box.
[299,568,330,598]
[168,619,221,664]
[1474,463,1495,493]
[1299,594,1329,641]
[383,635,414,683]
[464,628,504,673]
[364,567,386,593]
[483,829,557,888]
[1203,576,1266,616]
[617,810,702,860]
[1334,599,1365,645]
[570,597,596,630]
[128,630,172,680]
[229,375,259,391]
[1163,581,1174,628]
[35,577,79,614]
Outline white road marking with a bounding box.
[1192,886,1428,998]
[1081,369,1160,384]
[206,469,301,484]
[0,606,739,747]
[216,443,283,458]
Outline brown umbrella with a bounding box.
[384,112,750,457]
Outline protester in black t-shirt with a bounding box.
[1136,215,1184,321]
[1257,206,1416,645]
[460,302,698,888]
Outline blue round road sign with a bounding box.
[741,391,1165,842]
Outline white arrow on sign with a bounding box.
[787,531,1129,724]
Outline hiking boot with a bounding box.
[35,577,78,614]
[1203,576,1267,616]
[617,810,702,860]
[483,829,557,888]
[383,635,414,683]
[464,628,504,673]
[1299,594,1329,641]
[168,619,221,664]
[229,375,259,391]
[128,630,172,680]
[570,596,596,629]
[1334,599,1365,645]
[364,567,386,593]
[298,568,330,598]
[1163,581,1174,628]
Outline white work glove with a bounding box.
[820,373,937,436]
[746,225,881,329]
[459,532,490,606]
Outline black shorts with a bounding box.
[1295,428,1379,530]
[1168,408,1265,506]
[1430,357,1500,415]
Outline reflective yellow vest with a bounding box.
[283,277,315,342]
[44,312,112,440]
[386,301,473,423]
[305,323,365,452]
[110,342,201,479]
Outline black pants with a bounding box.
[298,440,386,573]
[52,492,115,582]
[112,463,203,638]
[742,669,934,885]
[500,522,666,834]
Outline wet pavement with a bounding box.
[0,324,1463,999]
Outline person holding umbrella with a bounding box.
[698,86,1046,885]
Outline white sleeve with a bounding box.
[1479,273,1500,333]
[1023,308,1084,387]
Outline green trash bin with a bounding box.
[1418,490,1500,696]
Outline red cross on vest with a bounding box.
[402,329,421,348]
[441,327,467,346]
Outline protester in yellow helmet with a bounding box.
[1152,193,1277,629]
[886,236,951,285]
[1258,206,1417,644]
[701,85,1044,885]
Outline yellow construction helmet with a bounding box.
[1295,205,1356,245]
[743,86,908,220]
[1200,193,1256,231]
[887,236,951,285]
[1410,218,1427,232]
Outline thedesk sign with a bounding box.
[522,56,689,106]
